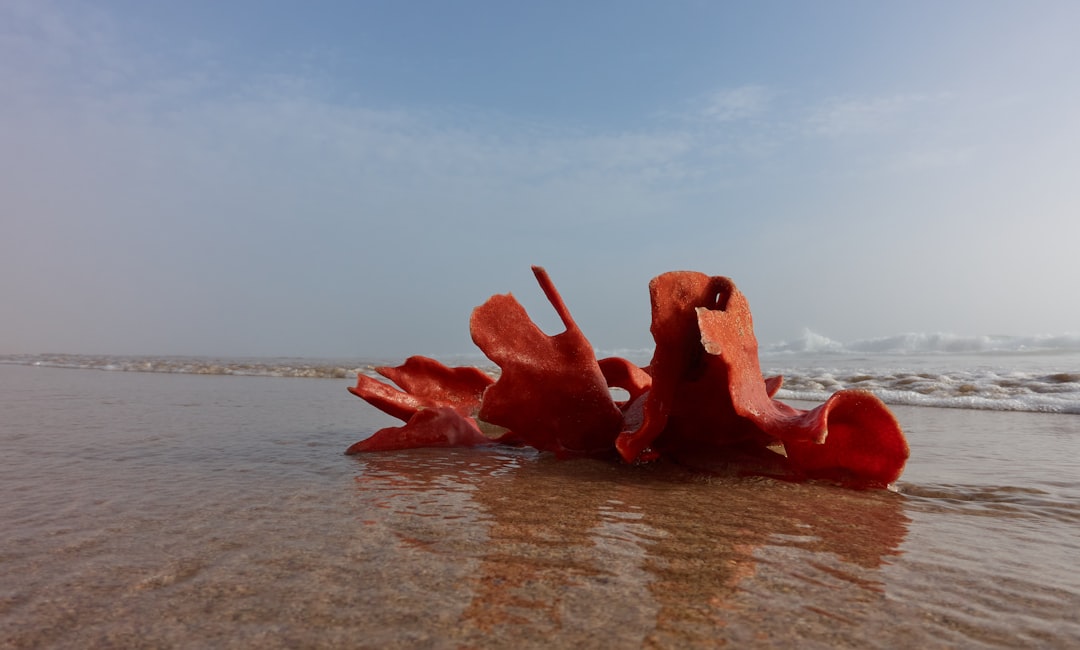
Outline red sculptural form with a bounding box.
[347,267,909,488]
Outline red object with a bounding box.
[346,356,512,453]
[469,267,624,457]
[347,266,909,487]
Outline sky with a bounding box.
[2,0,1079,358]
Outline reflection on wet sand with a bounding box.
[350,448,910,647]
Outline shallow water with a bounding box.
[2,364,1079,648]
[6,349,1080,413]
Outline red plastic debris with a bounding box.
[346,356,505,453]
[345,406,492,454]
[469,267,623,457]
[366,355,492,416]
[346,267,910,487]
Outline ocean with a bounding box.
[2,334,1079,647]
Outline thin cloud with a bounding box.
[804,93,943,137]
[699,85,774,123]
[888,146,974,172]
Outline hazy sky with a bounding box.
[3,0,1078,358]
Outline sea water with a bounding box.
[5,331,1079,413]
[1,334,1079,647]
[760,330,1080,414]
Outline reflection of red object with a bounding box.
[347,266,909,487]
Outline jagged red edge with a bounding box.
[347,266,909,488]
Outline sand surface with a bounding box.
[2,365,1079,648]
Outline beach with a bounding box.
[2,362,1079,648]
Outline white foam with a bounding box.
[5,341,1080,415]
[764,329,1080,356]
[768,364,1080,414]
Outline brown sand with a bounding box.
[2,365,1079,648]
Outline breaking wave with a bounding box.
[763,329,1080,356]
[767,367,1080,414]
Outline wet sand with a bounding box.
[2,364,1078,648]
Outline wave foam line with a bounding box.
[764,329,1080,356]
